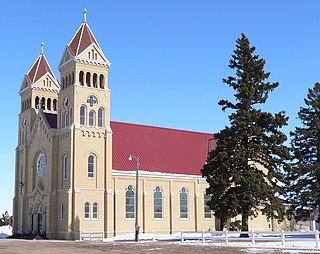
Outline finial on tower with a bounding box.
[83,8,87,23]
[41,42,44,55]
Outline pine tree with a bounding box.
[201,34,289,232]
[1,211,10,226]
[288,83,320,216]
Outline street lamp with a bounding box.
[128,154,140,242]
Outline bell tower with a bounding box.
[14,44,60,236]
[57,9,113,239]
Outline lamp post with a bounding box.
[128,154,140,242]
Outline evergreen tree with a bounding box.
[288,83,320,216]
[201,34,289,231]
[0,211,10,226]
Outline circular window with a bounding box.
[37,154,46,177]
[87,95,98,107]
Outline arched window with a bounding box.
[72,72,74,85]
[63,154,68,179]
[84,202,90,219]
[40,97,45,110]
[80,105,86,125]
[89,110,95,127]
[154,186,163,219]
[99,74,105,89]
[93,73,98,88]
[35,96,40,109]
[86,72,91,87]
[180,187,188,219]
[68,74,71,87]
[98,108,104,127]
[204,193,212,218]
[79,71,84,86]
[47,98,51,110]
[93,202,98,219]
[88,154,95,178]
[126,185,135,218]
[53,99,57,111]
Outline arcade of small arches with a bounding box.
[79,71,105,88]
[61,70,105,90]
[35,96,58,111]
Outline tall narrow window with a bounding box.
[63,155,68,179]
[89,110,95,127]
[180,187,188,219]
[61,203,65,219]
[84,202,90,219]
[86,72,91,87]
[35,96,40,109]
[88,154,95,178]
[47,98,51,110]
[98,108,104,127]
[93,202,98,219]
[93,73,98,88]
[79,71,84,86]
[53,99,57,111]
[99,74,105,89]
[126,185,135,218]
[154,186,163,219]
[80,105,86,125]
[204,194,212,218]
[41,97,45,110]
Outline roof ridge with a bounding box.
[32,55,42,83]
[76,23,85,55]
[110,121,214,136]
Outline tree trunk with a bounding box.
[240,214,249,237]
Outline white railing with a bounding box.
[180,230,320,248]
[80,231,104,242]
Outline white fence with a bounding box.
[80,231,104,242]
[181,230,320,248]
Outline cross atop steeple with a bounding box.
[83,8,87,23]
[41,42,44,55]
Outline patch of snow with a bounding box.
[0,225,12,238]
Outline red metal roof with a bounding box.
[68,22,99,56]
[27,54,55,84]
[111,121,215,176]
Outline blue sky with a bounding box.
[1,1,320,215]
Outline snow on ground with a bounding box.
[0,225,12,238]
[102,232,320,252]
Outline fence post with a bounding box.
[316,230,319,248]
[90,232,93,242]
[251,230,255,245]
[80,232,82,241]
[202,230,205,244]
[281,230,285,246]
[224,229,228,245]
[103,231,105,241]
[181,231,183,243]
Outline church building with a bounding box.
[13,11,285,240]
